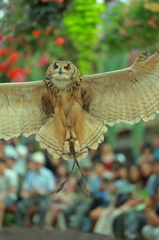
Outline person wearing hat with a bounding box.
[141,159,159,240]
[16,151,55,228]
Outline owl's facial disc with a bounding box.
[51,61,73,81]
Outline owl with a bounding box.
[0,50,159,164]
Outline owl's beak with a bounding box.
[59,68,62,74]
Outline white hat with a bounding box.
[31,152,45,164]
[104,171,114,180]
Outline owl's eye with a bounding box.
[64,65,71,71]
[53,65,58,70]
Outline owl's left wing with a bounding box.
[81,50,159,126]
[0,81,52,140]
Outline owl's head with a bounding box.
[45,61,83,88]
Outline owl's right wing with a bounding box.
[0,81,52,140]
[81,50,159,126]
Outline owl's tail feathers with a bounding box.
[62,111,107,161]
[35,117,64,159]
[83,111,107,149]
[36,112,107,161]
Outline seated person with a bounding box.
[62,160,98,230]
[93,165,144,238]
[142,160,159,240]
[45,174,78,229]
[0,158,17,228]
[16,152,55,228]
[5,156,18,195]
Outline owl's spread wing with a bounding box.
[81,51,159,126]
[0,81,52,140]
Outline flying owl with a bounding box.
[0,50,159,163]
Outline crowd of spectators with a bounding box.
[0,135,159,240]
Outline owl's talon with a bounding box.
[74,140,80,153]
[64,140,70,153]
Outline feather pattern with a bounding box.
[0,81,49,140]
[82,51,159,126]
[0,51,159,164]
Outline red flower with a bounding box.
[32,30,41,38]
[0,62,9,71]
[7,68,31,82]
[0,35,3,41]
[36,54,48,67]
[37,39,44,46]
[148,18,158,29]
[45,26,52,35]
[9,52,20,63]
[55,36,65,45]
[0,47,10,56]
[41,0,64,2]
[6,36,14,42]
[50,0,64,3]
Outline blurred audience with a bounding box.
[4,137,28,177]
[0,135,158,240]
[152,135,159,159]
[142,184,159,240]
[98,143,115,171]
[16,152,55,228]
[141,159,159,240]
[0,158,17,228]
[137,142,153,165]
[61,160,96,230]
[45,174,78,229]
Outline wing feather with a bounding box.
[0,81,51,140]
[81,51,159,125]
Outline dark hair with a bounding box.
[140,142,153,154]
[0,158,6,164]
[128,164,142,183]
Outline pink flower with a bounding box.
[123,21,139,27]
[50,0,64,3]
[147,18,158,29]
[41,0,64,2]
[122,7,129,14]
[36,54,48,67]
[118,29,128,36]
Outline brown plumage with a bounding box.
[1,51,159,162]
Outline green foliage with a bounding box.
[101,1,159,55]
[1,0,104,78]
[1,0,72,53]
[132,121,144,158]
[63,0,104,74]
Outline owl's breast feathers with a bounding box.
[43,76,83,107]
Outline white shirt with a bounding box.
[5,169,18,200]
[4,144,28,176]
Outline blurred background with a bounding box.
[0,1,159,239]
[1,0,159,159]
